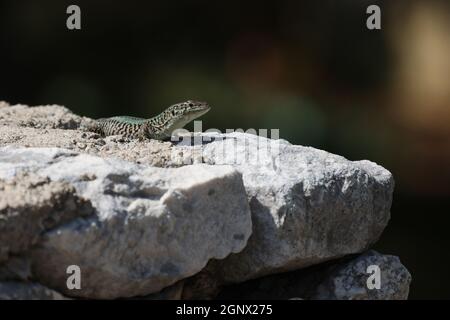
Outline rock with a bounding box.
[0,102,403,300]
[0,281,69,300]
[311,250,411,300]
[217,250,411,300]
[181,263,222,300]
[173,132,394,283]
[0,172,94,263]
[0,104,180,167]
[142,280,185,300]
[0,103,85,129]
[0,146,252,299]
[0,256,32,281]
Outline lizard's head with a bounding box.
[164,100,211,125]
[169,100,210,118]
[149,100,211,139]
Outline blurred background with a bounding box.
[0,0,449,299]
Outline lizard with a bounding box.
[82,100,210,140]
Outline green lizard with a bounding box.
[82,100,210,140]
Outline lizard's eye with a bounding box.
[189,103,193,107]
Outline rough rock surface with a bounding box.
[0,256,33,281]
[0,102,176,167]
[0,146,252,299]
[0,102,408,300]
[311,250,411,300]
[175,132,394,283]
[0,281,68,300]
[142,280,185,300]
[217,250,411,300]
[0,103,83,129]
[0,173,93,263]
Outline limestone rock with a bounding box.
[0,104,176,167]
[0,103,85,129]
[217,250,411,300]
[173,132,394,283]
[0,146,252,299]
[0,281,68,300]
[142,280,185,300]
[0,102,403,300]
[311,250,411,300]
[0,173,93,263]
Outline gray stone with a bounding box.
[0,104,177,167]
[0,281,68,300]
[0,146,252,299]
[0,103,85,129]
[181,264,222,300]
[217,250,411,300]
[0,103,402,300]
[0,256,32,281]
[311,250,411,300]
[142,280,184,300]
[173,132,394,283]
[0,172,93,263]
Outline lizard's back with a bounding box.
[108,116,147,124]
[95,116,146,138]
